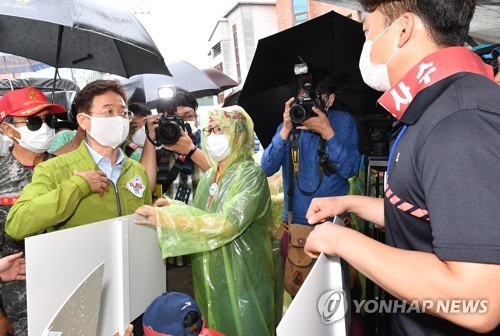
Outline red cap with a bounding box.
[0,87,66,122]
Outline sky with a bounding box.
[120,0,236,68]
[18,0,236,81]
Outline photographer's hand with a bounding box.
[162,129,193,155]
[145,115,160,142]
[298,106,335,139]
[140,114,161,191]
[279,97,295,140]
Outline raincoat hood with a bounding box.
[200,106,254,168]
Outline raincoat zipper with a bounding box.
[111,163,132,217]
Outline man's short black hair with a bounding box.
[128,102,152,117]
[359,0,476,46]
[175,88,198,110]
[156,87,198,114]
[312,66,338,95]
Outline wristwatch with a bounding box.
[186,146,197,158]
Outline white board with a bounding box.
[41,262,105,336]
[25,214,166,336]
[277,216,349,336]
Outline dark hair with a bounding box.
[156,87,198,114]
[312,66,338,95]
[175,88,198,111]
[183,310,201,335]
[359,0,476,46]
[73,79,127,115]
[128,102,152,117]
[2,116,14,125]
[56,120,78,131]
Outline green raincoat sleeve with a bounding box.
[154,160,271,258]
[6,163,91,240]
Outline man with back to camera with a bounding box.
[6,79,152,241]
[0,87,66,335]
[260,65,360,297]
[304,0,500,335]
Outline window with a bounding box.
[293,0,308,25]
[232,24,241,82]
[212,42,221,58]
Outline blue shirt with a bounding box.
[261,109,359,225]
[85,142,125,186]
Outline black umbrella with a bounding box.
[238,11,383,150]
[121,60,239,106]
[0,0,170,78]
[202,68,239,91]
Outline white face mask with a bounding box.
[186,121,198,135]
[84,114,129,149]
[205,133,230,162]
[131,126,146,147]
[12,123,55,153]
[359,17,402,92]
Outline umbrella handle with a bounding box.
[51,25,64,103]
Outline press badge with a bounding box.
[127,175,146,198]
[209,182,218,196]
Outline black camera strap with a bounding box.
[290,133,326,197]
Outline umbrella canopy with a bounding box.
[121,59,237,105]
[0,77,79,112]
[0,52,51,74]
[0,0,169,78]
[238,11,382,149]
[202,68,239,91]
[222,83,243,107]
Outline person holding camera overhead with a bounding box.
[260,65,360,297]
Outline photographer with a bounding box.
[141,88,209,196]
[261,66,360,296]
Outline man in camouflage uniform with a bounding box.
[0,87,65,335]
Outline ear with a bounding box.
[1,122,17,139]
[398,12,414,48]
[76,113,90,131]
[327,93,336,108]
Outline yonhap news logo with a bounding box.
[317,289,348,324]
[317,290,489,324]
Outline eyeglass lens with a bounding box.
[203,126,223,136]
[26,113,58,131]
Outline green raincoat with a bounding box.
[154,107,275,335]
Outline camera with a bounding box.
[360,115,394,157]
[153,91,193,146]
[289,63,325,124]
[155,113,192,145]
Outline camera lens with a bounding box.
[290,104,306,124]
[157,122,181,145]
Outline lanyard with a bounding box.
[205,169,223,211]
[387,125,407,177]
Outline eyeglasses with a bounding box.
[14,113,58,131]
[88,109,133,121]
[202,126,224,137]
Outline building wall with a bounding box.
[209,2,278,85]
[276,0,360,31]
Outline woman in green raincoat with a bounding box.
[136,106,275,336]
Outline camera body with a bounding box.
[289,63,325,125]
[155,114,192,145]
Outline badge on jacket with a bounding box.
[127,175,146,198]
